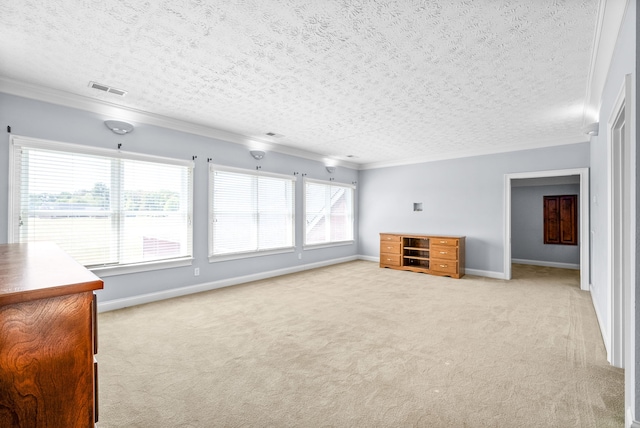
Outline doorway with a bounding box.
[504,168,590,290]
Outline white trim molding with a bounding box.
[357,256,504,279]
[591,283,611,361]
[0,77,359,170]
[511,259,580,270]
[464,269,505,279]
[584,0,630,124]
[98,255,358,312]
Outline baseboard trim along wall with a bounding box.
[98,256,511,312]
[465,268,506,279]
[590,283,611,361]
[98,255,359,312]
[511,258,580,270]
[359,256,505,279]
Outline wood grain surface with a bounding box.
[0,243,103,427]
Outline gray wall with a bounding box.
[0,93,359,304]
[589,0,636,348]
[358,143,590,276]
[511,184,580,266]
[587,1,636,420]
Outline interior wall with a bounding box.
[358,143,590,277]
[589,0,636,361]
[0,93,360,304]
[511,183,580,267]
[588,0,636,423]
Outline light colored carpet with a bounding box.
[97,262,624,427]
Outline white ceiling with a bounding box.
[0,1,601,168]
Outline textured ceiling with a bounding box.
[0,0,598,167]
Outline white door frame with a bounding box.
[608,77,631,369]
[503,168,590,291]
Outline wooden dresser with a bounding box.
[0,242,103,427]
[380,233,465,278]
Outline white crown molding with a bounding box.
[0,77,359,169]
[359,135,589,170]
[583,0,630,123]
[0,76,590,172]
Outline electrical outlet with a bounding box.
[298,253,302,260]
[194,267,200,276]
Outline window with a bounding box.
[304,178,355,247]
[209,165,295,259]
[9,136,194,273]
[543,194,578,245]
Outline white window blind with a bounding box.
[9,136,194,269]
[209,165,295,258]
[304,178,355,246]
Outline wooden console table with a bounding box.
[380,233,465,278]
[0,242,103,427]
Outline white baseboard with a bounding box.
[98,255,358,312]
[511,258,580,270]
[590,283,611,362]
[357,255,505,279]
[464,268,506,279]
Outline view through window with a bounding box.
[9,137,193,268]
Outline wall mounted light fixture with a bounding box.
[250,150,265,160]
[582,122,599,136]
[105,120,134,135]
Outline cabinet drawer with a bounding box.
[380,234,401,242]
[431,245,457,260]
[431,260,458,274]
[380,242,401,254]
[432,237,458,247]
[380,254,401,266]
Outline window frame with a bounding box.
[303,177,356,249]
[8,135,194,276]
[208,164,296,262]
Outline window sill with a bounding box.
[209,247,295,263]
[90,257,193,277]
[303,240,355,251]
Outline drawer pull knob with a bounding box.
[387,246,392,249]
[440,251,447,254]
[440,264,447,268]
[440,241,447,244]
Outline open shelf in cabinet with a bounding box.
[403,237,429,269]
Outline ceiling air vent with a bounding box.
[89,81,127,96]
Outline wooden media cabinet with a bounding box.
[380,233,465,278]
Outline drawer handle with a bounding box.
[439,264,447,268]
[439,251,447,254]
[387,258,392,261]
[387,246,392,250]
[440,240,447,244]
